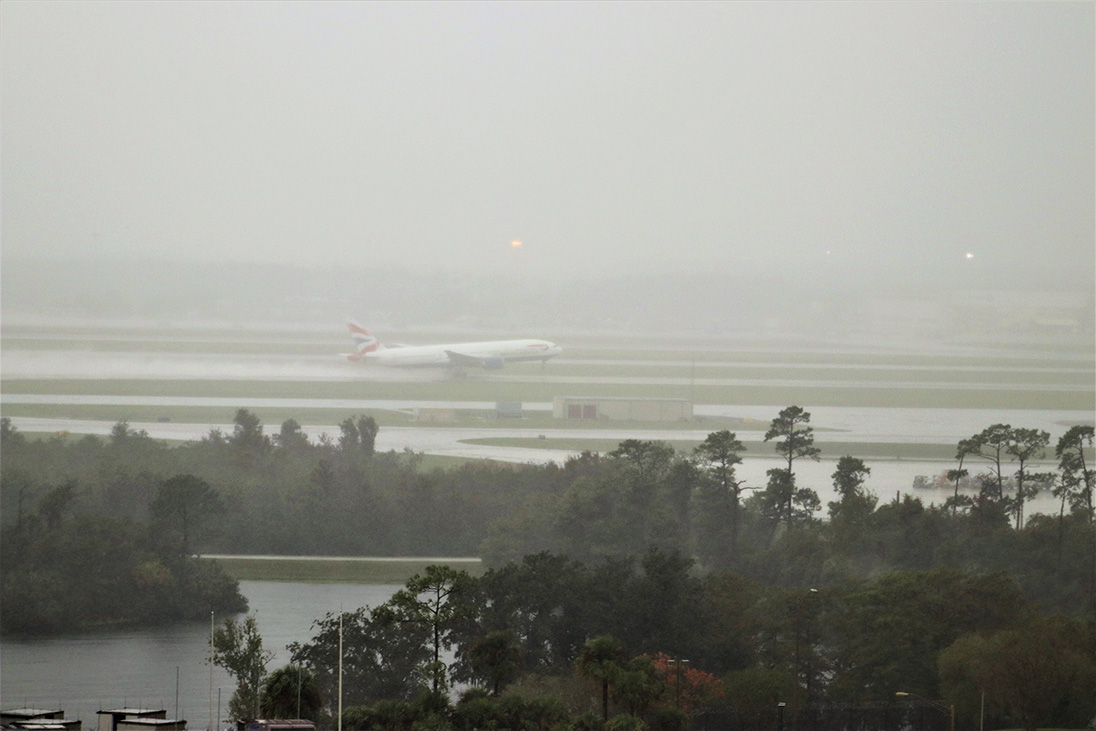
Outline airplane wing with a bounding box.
[444,349,505,369]
[444,350,488,367]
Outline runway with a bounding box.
[4,322,1091,515]
[3,349,1093,390]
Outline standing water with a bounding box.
[0,582,399,731]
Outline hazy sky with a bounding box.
[2,1,1093,285]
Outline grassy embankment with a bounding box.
[3,359,1091,419]
[463,437,967,462]
[204,555,484,583]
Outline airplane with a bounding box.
[345,321,562,370]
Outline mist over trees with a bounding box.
[2,408,1094,727]
[272,555,1094,731]
[3,410,1094,624]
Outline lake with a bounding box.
[0,581,400,730]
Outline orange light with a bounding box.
[511,240,522,248]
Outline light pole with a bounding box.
[895,691,955,731]
[791,588,819,713]
[670,658,690,709]
[777,701,786,731]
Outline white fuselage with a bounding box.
[364,339,562,368]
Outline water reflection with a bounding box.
[0,582,399,731]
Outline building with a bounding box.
[238,721,315,731]
[97,710,184,731]
[3,711,66,726]
[2,710,81,731]
[413,407,457,422]
[553,396,693,422]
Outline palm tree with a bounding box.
[577,635,628,721]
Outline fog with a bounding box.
[2,1,1093,333]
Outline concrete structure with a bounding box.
[239,722,315,731]
[3,712,65,725]
[2,709,81,731]
[413,407,457,422]
[97,711,183,731]
[553,396,693,422]
[115,720,184,731]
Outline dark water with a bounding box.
[0,581,399,729]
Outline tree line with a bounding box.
[0,464,247,633]
[2,409,1093,728]
[2,410,1093,624]
[212,555,1095,731]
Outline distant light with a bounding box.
[965,252,974,260]
[511,240,523,248]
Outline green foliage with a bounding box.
[611,655,665,718]
[338,415,379,457]
[290,607,430,708]
[824,568,1031,702]
[693,431,747,568]
[938,616,1096,731]
[9,411,1090,618]
[213,614,275,721]
[578,636,629,721]
[0,507,245,633]
[229,408,270,463]
[388,565,479,692]
[273,419,311,456]
[151,474,223,556]
[37,480,79,529]
[721,668,791,728]
[464,630,524,695]
[753,468,820,538]
[342,698,418,731]
[474,552,595,675]
[1055,425,1094,520]
[960,423,1014,500]
[261,664,324,720]
[764,406,821,472]
[645,707,688,731]
[603,714,647,731]
[276,550,1093,728]
[552,445,691,563]
[5,400,1096,731]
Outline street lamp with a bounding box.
[895,691,955,731]
[670,658,690,709]
[791,588,819,711]
[777,701,786,731]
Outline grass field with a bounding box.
[3,376,1090,411]
[0,401,775,434]
[203,555,485,582]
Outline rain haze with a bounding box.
[1,1,1093,330]
[3,3,1096,725]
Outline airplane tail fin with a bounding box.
[346,320,383,361]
